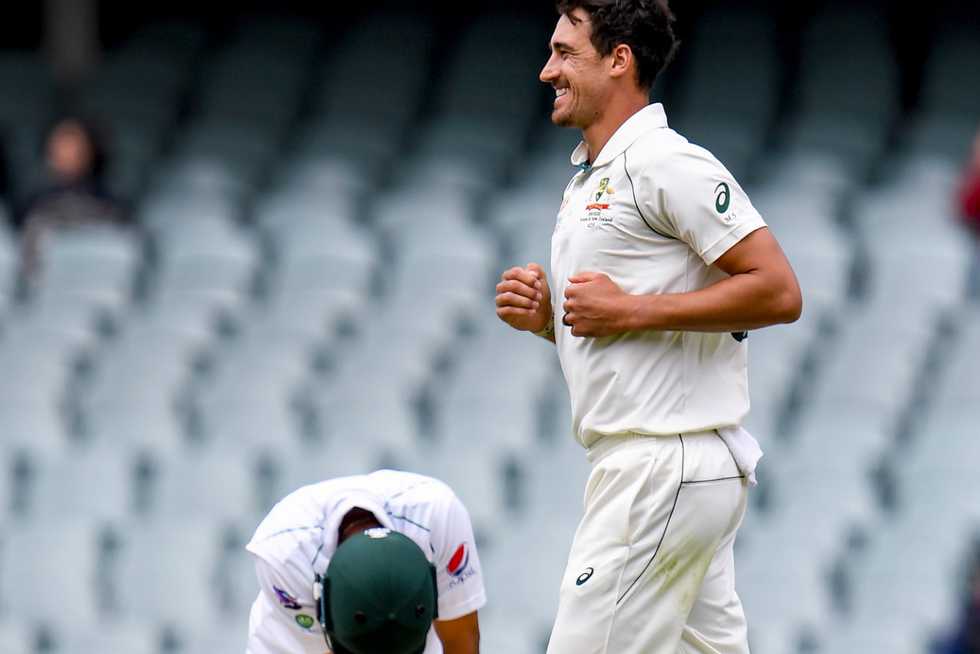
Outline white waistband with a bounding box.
[585,430,719,465]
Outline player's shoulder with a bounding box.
[627,127,733,190]
[628,126,721,169]
[368,469,460,507]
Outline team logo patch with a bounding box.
[295,614,315,630]
[581,177,616,228]
[273,585,302,610]
[594,177,615,201]
[447,543,470,577]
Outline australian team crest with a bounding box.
[594,177,614,201]
[583,177,615,228]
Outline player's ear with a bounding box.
[608,43,633,80]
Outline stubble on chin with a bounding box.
[552,112,575,127]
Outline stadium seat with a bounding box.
[151,216,259,314]
[0,518,108,632]
[28,442,138,522]
[522,437,591,528]
[843,519,963,634]
[738,537,831,647]
[266,157,370,207]
[110,517,227,637]
[46,623,159,654]
[481,518,572,638]
[671,8,778,180]
[192,339,310,450]
[306,380,420,455]
[139,188,241,239]
[0,217,18,310]
[273,437,385,499]
[270,216,376,299]
[0,622,33,654]
[749,183,851,313]
[146,447,263,522]
[177,617,251,654]
[31,225,140,314]
[479,610,549,654]
[76,335,200,454]
[154,155,250,203]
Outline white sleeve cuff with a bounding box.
[700,219,766,265]
[437,590,487,622]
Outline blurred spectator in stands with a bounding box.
[934,540,980,654]
[959,128,980,300]
[18,113,129,276]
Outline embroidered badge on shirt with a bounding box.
[581,177,616,229]
[273,586,302,611]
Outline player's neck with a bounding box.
[581,92,650,165]
[338,508,383,543]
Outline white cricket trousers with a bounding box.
[547,431,750,654]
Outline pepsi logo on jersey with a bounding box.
[447,542,477,589]
[447,543,470,577]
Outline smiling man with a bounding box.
[494,1,802,653]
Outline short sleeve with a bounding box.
[430,492,487,621]
[248,555,328,654]
[633,143,766,265]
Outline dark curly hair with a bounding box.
[556,0,680,90]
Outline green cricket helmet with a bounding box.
[315,528,438,654]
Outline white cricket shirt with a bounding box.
[245,470,486,654]
[550,103,766,449]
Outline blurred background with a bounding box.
[1,0,979,652]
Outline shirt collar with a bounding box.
[570,103,669,170]
[316,488,396,574]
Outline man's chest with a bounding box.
[551,165,682,292]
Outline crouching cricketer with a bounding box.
[245,470,485,654]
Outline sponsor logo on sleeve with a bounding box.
[714,182,737,222]
[714,182,730,214]
[447,542,477,588]
[295,614,315,630]
[273,586,303,611]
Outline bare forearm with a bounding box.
[625,270,801,333]
[435,612,480,654]
[440,631,480,654]
[442,639,479,654]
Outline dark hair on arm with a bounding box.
[555,0,680,90]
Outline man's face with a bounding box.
[47,120,94,182]
[540,9,611,129]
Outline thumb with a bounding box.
[527,263,548,282]
[568,271,599,284]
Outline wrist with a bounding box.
[622,293,662,332]
[533,306,555,338]
[533,320,555,340]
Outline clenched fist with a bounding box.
[562,271,634,337]
[495,263,553,335]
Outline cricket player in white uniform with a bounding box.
[246,470,485,654]
[495,1,803,653]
